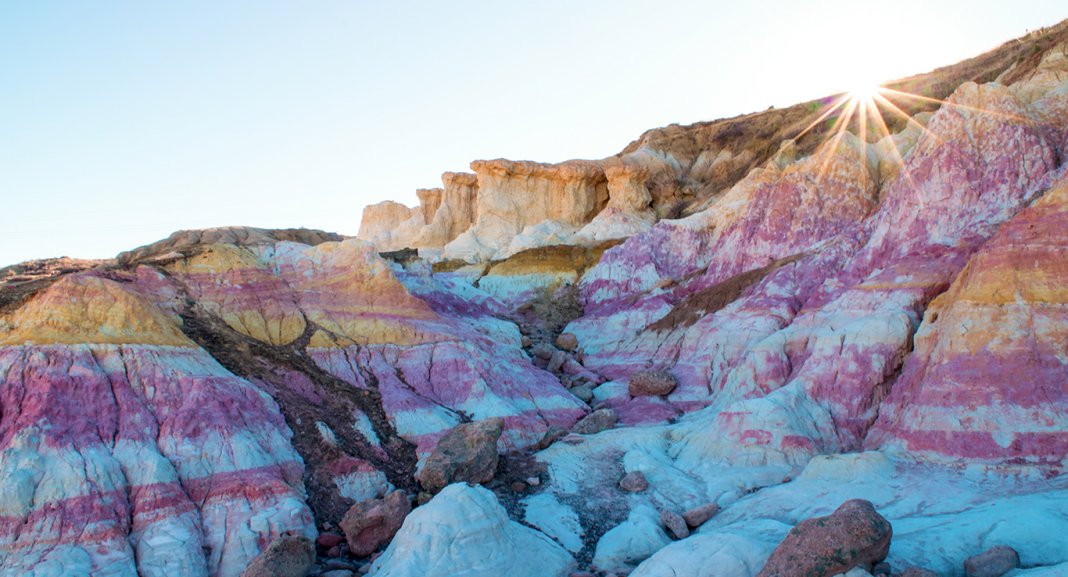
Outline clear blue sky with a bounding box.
[2,1,1065,266]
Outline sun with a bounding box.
[848,82,882,102]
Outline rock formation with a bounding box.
[5,20,1068,577]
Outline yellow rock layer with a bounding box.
[0,274,194,347]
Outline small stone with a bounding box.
[521,336,532,348]
[322,559,357,571]
[964,546,1020,577]
[325,546,342,558]
[556,332,578,351]
[571,408,617,435]
[619,471,648,492]
[569,572,596,577]
[526,476,541,486]
[532,344,555,360]
[535,426,568,450]
[682,503,719,528]
[340,490,412,557]
[756,499,892,577]
[511,481,528,492]
[899,569,938,577]
[417,491,433,506]
[627,369,677,396]
[660,510,689,540]
[570,384,594,403]
[416,418,503,492]
[872,562,891,576]
[321,571,354,577]
[316,532,344,549]
[547,350,566,372]
[357,564,371,575]
[240,533,315,577]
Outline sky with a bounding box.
[1,1,1066,266]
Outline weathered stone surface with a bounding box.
[340,491,411,557]
[442,159,608,262]
[866,173,1068,469]
[556,332,579,351]
[240,534,315,577]
[416,418,504,492]
[620,471,649,492]
[682,503,719,528]
[660,510,689,540]
[756,499,892,577]
[357,201,425,252]
[964,546,1020,577]
[370,484,575,577]
[572,408,618,435]
[317,532,344,549]
[628,370,678,397]
[116,226,342,265]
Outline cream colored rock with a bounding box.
[870,112,932,184]
[415,188,442,225]
[442,159,608,261]
[413,172,479,249]
[357,201,425,252]
[1005,40,1068,103]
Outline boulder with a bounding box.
[317,532,344,549]
[416,418,504,492]
[571,384,595,403]
[240,534,315,577]
[532,343,556,360]
[628,370,678,397]
[572,408,618,435]
[547,350,567,372]
[756,499,892,577]
[340,490,412,557]
[660,510,689,540]
[556,332,579,351]
[964,546,1020,577]
[619,471,649,492]
[682,503,719,528]
[536,426,569,450]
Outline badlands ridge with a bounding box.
[3,21,1068,577]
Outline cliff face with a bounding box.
[359,22,1068,266]
[5,20,1068,577]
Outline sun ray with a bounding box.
[879,87,1035,125]
[817,96,860,183]
[873,92,941,144]
[794,95,851,141]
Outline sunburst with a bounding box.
[800,76,1036,182]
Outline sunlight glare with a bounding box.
[848,82,882,102]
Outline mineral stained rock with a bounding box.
[755,499,892,577]
[5,22,1068,577]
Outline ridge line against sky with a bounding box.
[2,1,1066,266]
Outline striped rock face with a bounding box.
[866,173,1068,470]
[0,237,585,577]
[0,275,314,577]
[569,81,1061,470]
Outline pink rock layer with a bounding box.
[0,342,314,577]
[573,82,1061,471]
[866,171,1068,471]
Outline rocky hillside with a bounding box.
[2,20,1068,577]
